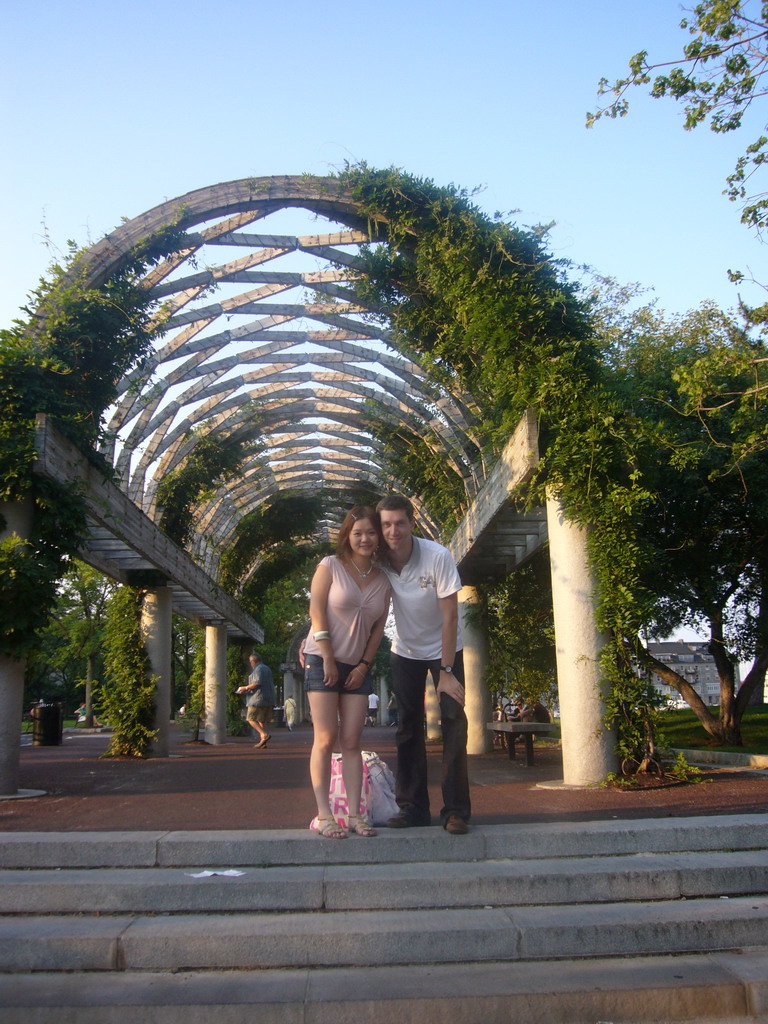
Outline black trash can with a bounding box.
[273,706,286,728]
[31,703,63,746]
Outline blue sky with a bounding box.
[1,0,765,326]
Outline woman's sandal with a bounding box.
[316,816,347,839]
[348,815,377,837]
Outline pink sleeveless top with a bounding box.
[304,556,390,664]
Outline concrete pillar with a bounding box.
[297,685,307,724]
[282,665,298,727]
[425,682,441,741]
[290,663,309,729]
[141,586,173,758]
[283,667,296,701]
[546,496,617,785]
[0,498,33,795]
[377,673,387,725]
[289,662,307,723]
[204,622,228,745]
[282,660,309,722]
[460,585,492,755]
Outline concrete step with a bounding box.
[1,849,766,914]
[1,950,767,1024]
[2,812,768,868]
[2,816,766,1021]
[2,896,768,972]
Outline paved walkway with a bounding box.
[3,723,768,832]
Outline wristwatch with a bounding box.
[441,665,453,674]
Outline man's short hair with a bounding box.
[376,494,414,519]
[250,653,261,663]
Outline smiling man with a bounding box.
[376,495,470,835]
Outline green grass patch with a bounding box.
[659,707,768,754]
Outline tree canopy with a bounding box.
[588,1,768,236]
[592,282,768,741]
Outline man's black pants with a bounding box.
[390,650,471,824]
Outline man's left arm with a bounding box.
[436,592,465,705]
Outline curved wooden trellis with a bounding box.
[12,174,618,793]
[62,176,494,574]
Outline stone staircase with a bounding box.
[1,814,768,1023]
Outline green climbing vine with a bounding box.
[218,494,327,590]
[98,585,157,758]
[0,225,187,660]
[227,644,251,736]
[156,413,264,547]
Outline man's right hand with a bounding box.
[437,673,465,706]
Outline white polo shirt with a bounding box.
[383,537,463,661]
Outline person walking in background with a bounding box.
[283,694,298,731]
[387,692,398,727]
[366,691,379,726]
[303,506,390,839]
[237,653,275,748]
[377,494,471,835]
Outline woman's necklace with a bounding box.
[352,561,376,577]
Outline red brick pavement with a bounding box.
[2,723,767,832]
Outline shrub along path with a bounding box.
[3,722,768,832]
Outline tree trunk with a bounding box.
[639,648,739,744]
[707,614,741,744]
[713,703,741,745]
[736,651,768,717]
[735,585,768,719]
[85,655,95,728]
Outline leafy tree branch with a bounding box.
[587,1,768,233]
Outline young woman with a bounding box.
[303,506,391,838]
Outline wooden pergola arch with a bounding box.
[73,176,486,567]
[0,174,617,797]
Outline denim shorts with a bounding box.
[304,654,374,696]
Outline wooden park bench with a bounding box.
[486,720,557,767]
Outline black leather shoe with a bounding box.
[443,814,469,835]
[386,811,431,828]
